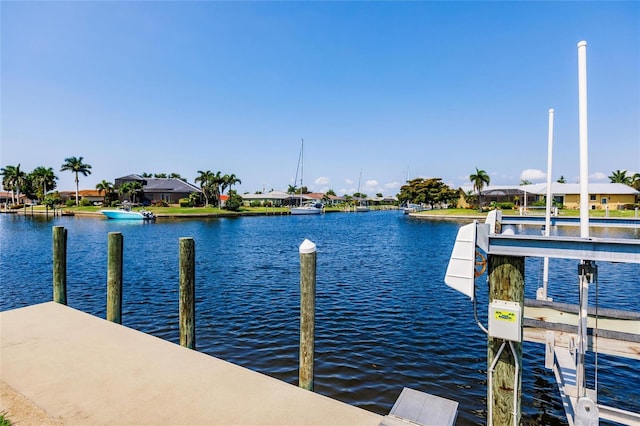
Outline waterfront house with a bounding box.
[241,191,290,207]
[476,183,638,210]
[114,174,202,204]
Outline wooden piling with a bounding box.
[299,239,317,391]
[179,237,196,349]
[107,232,123,324]
[52,226,67,305]
[488,255,524,425]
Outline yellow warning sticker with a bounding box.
[494,310,516,322]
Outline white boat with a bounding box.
[354,169,369,212]
[290,139,323,216]
[101,204,156,221]
[403,203,423,214]
[291,201,324,215]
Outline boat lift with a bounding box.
[444,210,640,425]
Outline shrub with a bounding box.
[223,190,243,211]
[250,200,262,208]
[79,198,92,206]
[179,198,193,207]
[493,202,514,210]
[65,199,76,207]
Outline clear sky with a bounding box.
[2,1,639,196]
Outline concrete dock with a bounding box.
[1,302,382,425]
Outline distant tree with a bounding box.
[287,184,298,194]
[326,189,336,197]
[557,176,566,183]
[397,177,458,209]
[1,164,27,204]
[188,191,201,207]
[154,173,167,178]
[129,181,143,203]
[463,189,478,209]
[96,180,114,205]
[43,192,62,209]
[223,190,243,211]
[376,193,383,198]
[169,172,183,180]
[118,182,133,202]
[29,166,58,201]
[609,169,632,185]
[195,170,215,207]
[632,173,640,191]
[520,179,532,185]
[469,167,490,211]
[141,172,153,178]
[60,156,92,205]
[221,173,241,196]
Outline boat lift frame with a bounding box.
[474,220,640,425]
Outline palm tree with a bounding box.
[60,156,92,205]
[118,182,133,202]
[130,181,143,203]
[96,180,114,205]
[210,171,224,207]
[609,169,632,185]
[195,170,215,207]
[469,167,490,211]
[557,176,566,183]
[632,173,640,191]
[1,164,27,205]
[30,166,58,201]
[221,173,242,197]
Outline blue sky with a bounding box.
[2,1,638,196]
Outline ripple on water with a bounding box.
[1,212,638,425]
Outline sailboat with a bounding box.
[290,140,323,215]
[355,169,369,212]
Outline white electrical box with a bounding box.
[488,300,522,342]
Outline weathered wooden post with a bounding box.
[107,232,123,323]
[179,237,196,349]
[299,239,316,391]
[487,255,524,426]
[52,226,67,304]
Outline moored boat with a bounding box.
[101,207,156,221]
[291,201,324,215]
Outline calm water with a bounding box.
[1,211,639,425]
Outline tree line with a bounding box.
[397,167,640,211]
[2,158,639,208]
[0,156,243,208]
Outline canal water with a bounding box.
[1,211,638,425]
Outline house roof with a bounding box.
[116,174,145,181]
[141,178,202,193]
[78,190,102,197]
[242,191,291,200]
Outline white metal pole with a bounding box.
[540,108,555,300]
[576,40,590,400]
[577,41,589,239]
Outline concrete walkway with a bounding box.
[1,302,382,425]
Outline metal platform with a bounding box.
[475,224,640,264]
[501,215,640,228]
